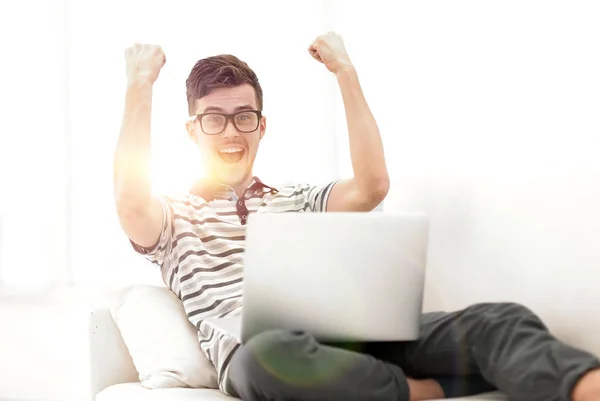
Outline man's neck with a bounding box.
[230,176,255,198]
[193,173,257,199]
[202,174,253,198]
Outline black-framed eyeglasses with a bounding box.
[188,110,262,135]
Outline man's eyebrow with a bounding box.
[202,106,224,113]
[202,104,255,113]
[234,104,255,112]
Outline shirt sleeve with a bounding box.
[129,196,174,266]
[304,181,338,212]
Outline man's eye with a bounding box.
[208,115,224,123]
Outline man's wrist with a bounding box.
[127,77,155,90]
[335,63,358,84]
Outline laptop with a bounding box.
[206,212,429,343]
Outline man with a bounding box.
[113,33,600,401]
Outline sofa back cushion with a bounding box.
[109,285,218,389]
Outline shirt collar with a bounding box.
[190,176,278,201]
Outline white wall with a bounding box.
[0,1,75,397]
[0,0,70,292]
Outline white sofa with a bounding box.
[88,302,509,401]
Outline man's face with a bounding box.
[187,84,266,187]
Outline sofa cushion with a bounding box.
[96,382,507,401]
[109,285,218,389]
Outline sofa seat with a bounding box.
[97,382,508,401]
[97,383,236,401]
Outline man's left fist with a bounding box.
[308,32,353,74]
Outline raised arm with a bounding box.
[113,43,166,248]
[308,33,389,212]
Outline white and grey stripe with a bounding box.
[131,177,336,394]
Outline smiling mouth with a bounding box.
[218,147,245,164]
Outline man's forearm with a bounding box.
[113,81,154,213]
[336,66,389,197]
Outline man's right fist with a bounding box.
[125,43,166,85]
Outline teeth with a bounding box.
[219,148,244,153]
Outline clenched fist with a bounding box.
[125,43,166,85]
[308,32,353,74]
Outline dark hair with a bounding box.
[185,54,263,116]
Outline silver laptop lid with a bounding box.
[240,212,429,342]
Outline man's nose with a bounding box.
[221,119,240,139]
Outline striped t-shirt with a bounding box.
[131,177,336,393]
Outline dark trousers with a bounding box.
[226,303,600,401]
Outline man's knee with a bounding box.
[231,328,308,373]
[467,302,546,330]
[476,301,536,317]
[228,330,314,399]
[247,328,314,352]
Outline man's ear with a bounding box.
[186,120,198,143]
[259,116,267,140]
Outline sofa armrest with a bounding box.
[88,305,139,399]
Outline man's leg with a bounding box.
[367,303,600,401]
[226,329,436,401]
